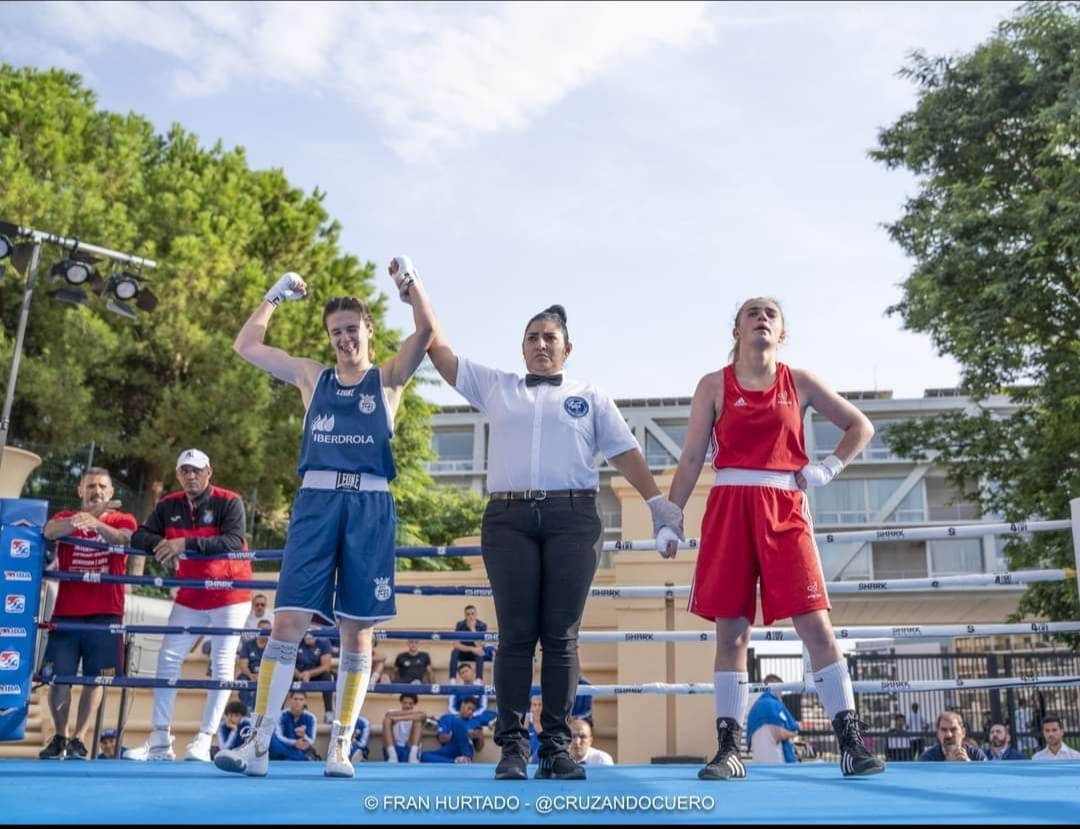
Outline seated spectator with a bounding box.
[527,695,543,763]
[919,711,987,761]
[392,639,434,685]
[351,715,371,762]
[886,713,912,762]
[295,631,336,724]
[572,676,594,726]
[747,674,799,764]
[1032,716,1080,761]
[984,722,1025,760]
[382,693,427,763]
[569,718,613,766]
[449,662,496,728]
[421,698,484,764]
[236,620,271,711]
[269,691,319,761]
[449,604,488,680]
[96,728,130,760]
[214,700,252,760]
[241,594,271,642]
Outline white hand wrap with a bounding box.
[389,256,418,300]
[799,454,844,487]
[655,526,680,557]
[265,272,306,306]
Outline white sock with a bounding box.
[387,748,399,763]
[408,744,420,762]
[334,650,372,731]
[254,638,299,722]
[713,671,750,724]
[813,659,856,719]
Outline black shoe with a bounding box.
[833,710,885,777]
[535,753,586,780]
[698,717,746,780]
[65,737,88,760]
[494,751,528,781]
[39,735,67,760]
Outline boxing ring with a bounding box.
[2,499,1080,824]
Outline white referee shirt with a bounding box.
[455,358,638,493]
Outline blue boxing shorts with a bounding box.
[274,489,397,624]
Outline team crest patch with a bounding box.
[374,577,392,602]
[563,396,589,418]
[358,394,377,415]
[202,510,214,525]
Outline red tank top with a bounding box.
[712,363,808,471]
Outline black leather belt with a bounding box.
[489,489,596,501]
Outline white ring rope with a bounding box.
[604,518,1072,553]
[577,676,1080,696]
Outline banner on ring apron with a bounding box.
[0,498,47,741]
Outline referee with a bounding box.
[428,303,682,780]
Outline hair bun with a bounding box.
[544,304,567,323]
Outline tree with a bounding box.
[870,2,1080,627]
[0,66,477,570]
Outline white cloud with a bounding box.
[30,0,715,160]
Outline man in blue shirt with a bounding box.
[984,722,1026,760]
[746,675,799,764]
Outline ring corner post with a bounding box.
[0,497,48,741]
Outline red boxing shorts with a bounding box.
[688,470,830,626]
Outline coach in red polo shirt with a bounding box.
[39,467,137,761]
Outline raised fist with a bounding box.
[388,256,418,301]
[265,272,307,306]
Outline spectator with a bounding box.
[382,693,427,763]
[237,620,271,711]
[295,631,336,723]
[392,639,434,685]
[919,711,987,761]
[984,722,1025,760]
[527,695,544,763]
[97,728,130,760]
[215,700,252,760]
[886,713,912,762]
[449,662,496,728]
[449,605,488,680]
[747,675,799,764]
[351,715,371,762]
[1032,716,1080,761]
[569,719,613,766]
[269,691,319,761]
[39,467,137,761]
[128,448,250,763]
[421,697,484,764]
[1013,696,1039,754]
[241,594,271,642]
[907,702,927,758]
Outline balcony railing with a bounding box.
[422,459,481,473]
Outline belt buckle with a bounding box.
[531,489,547,501]
[335,472,362,492]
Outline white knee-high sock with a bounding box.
[813,659,856,719]
[713,672,750,724]
[334,650,372,731]
[254,638,299,735]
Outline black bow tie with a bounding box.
[525,373,563,387]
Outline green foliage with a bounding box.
[0,65,475,578]
[871,2,1080,628]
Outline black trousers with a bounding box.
[481,494,602,758]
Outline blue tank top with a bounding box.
[297,367,397,481]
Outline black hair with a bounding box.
[525,304,569,342]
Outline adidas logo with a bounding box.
[311,413,336,432]
[733,396,748,407]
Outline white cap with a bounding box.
[176,448,211,470]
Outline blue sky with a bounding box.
[3,1,1020,407]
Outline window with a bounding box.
[812,420,843,461]
[811,479,926,525]
[930,539,984,576]
[426,429,474,472]
[871,541,928,580]
[654,420,689,449]
[645,432,676,468]
[863,421,903,461]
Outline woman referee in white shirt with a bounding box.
[428,303,682,780]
